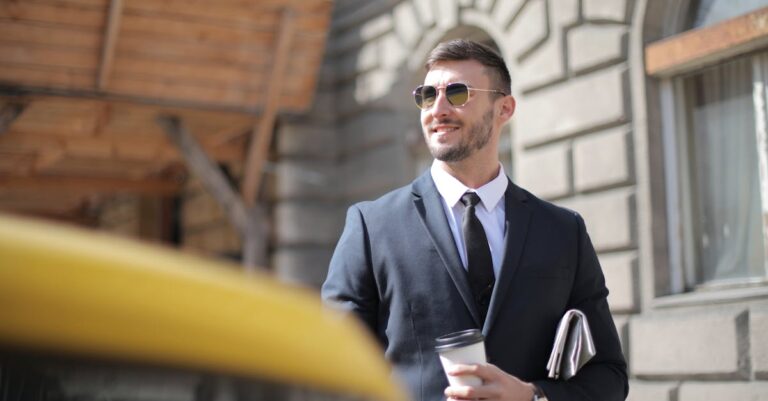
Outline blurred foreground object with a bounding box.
[0,213,406,401]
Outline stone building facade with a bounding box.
[272,0,768,400]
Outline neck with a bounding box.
[435,158,500,189]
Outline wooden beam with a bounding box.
[0,102,25,135]
[157,115,249,234]
[158,114,267,270]
[241,7,296,206]
[0,175,181,195]
[646,6,768,77]
[98,0,124,90]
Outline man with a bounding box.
[322,39,628,401]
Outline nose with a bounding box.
[429,88,452,119]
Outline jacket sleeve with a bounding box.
[535,213,629,401]
[321,205,380,335]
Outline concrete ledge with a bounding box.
[678,381,768,401]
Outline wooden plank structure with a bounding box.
[0,0,333,268]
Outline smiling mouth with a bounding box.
[431,125,460,134]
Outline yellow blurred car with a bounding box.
[0,213,407,401]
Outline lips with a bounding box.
[432,125,459,133]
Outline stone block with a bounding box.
[599,251,637,313]
[413,0,436,27]
[583,0,630,22]
[393,1,421,48]
[317,59,335,86]
[568,24,628,73]
[273,246,335,288]
[517,65,628,146]
[475,0,493,12]
[275,160,338,201]
[558,189,634,252]
[434,0,458,30]
[340,110,405,154]
[342,142,409,199]
[751,306,768,378]
[379,32,409,69]
[551,0,580,27]
[678,382,768,401]
[327,26,362,57]
[361,13,394,41]
[492,0,525,28]
[626,381,677,401]
[573,127,631,191]
[516,33,565,91]
[335,51,364,83]
[629,309,748,378]
[355,68,398,103]
[507,0,548,59]
[336,82,359,114]
[613,314,629,358]
[305,89,336,123]
[277,123,336,158]
[357,40,380,73]
[275,201,344,246]
[516,142,570,199]
[514,0,577,91]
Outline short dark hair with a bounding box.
[425,39,511,95]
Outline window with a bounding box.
[647,3,768,293]
[667,53,768,290]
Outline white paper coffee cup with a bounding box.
[435,329,486,387]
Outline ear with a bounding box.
[497,95,516,123]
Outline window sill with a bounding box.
[653,283,768,309]
[645,6,768,76]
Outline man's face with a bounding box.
[420,59,498,162]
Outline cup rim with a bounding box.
[434,328,484,351]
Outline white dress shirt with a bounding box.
[430,161,508,279]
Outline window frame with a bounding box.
[647,6,768,302]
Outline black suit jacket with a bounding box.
[322,172,628,401]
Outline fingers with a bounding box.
[447,362,501,380]
[445,383,500,400]
[445,364,503,400]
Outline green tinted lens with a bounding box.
[445,83,469,106]
[414,85,437,109]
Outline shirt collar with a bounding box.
[430,161,508,212]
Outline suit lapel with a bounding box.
[411,172,482,327]
[484,181,532,334]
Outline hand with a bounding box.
[444,363,536,401]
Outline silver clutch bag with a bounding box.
[546,309,596,380]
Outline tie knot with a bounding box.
[460,192,482,208]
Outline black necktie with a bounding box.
[460,192,495,322]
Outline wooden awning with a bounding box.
[0,0,332,220]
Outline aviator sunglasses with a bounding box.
[413,83,507,110]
